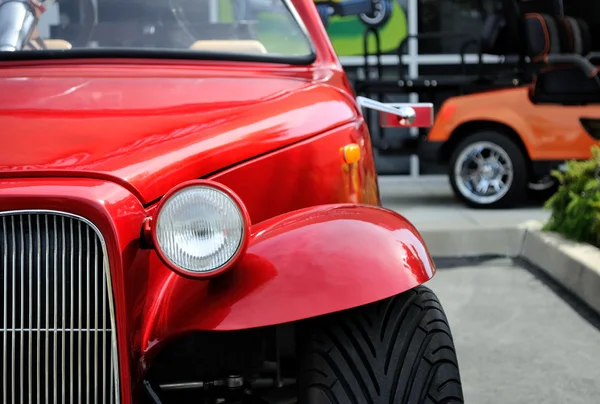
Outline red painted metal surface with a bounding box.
[379,104,435,128]
[0,179,147,403]
[0,0,436,401]
[0,176,435,396]
[0,71,359,204]
[210,121,381,223]
[141,204,435,362]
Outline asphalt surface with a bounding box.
[426,257,600,404]
[380,176,599,403]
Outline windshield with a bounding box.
[0,0,314,61]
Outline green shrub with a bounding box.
[543,145,600,248]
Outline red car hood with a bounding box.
[0,70,357,204]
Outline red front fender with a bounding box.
[142,204,435,357]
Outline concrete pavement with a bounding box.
[428,258,600,404]
[379,175,550,230]
[378,176,600,316]
[379,177,600,403]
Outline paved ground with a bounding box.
[377,178,600,403]
[427,258,600,404]
[379,175,550,230]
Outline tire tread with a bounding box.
[298,286,464,404]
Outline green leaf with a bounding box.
[543,144,600,248]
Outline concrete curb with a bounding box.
[420,221,600,315]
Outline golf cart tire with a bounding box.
[297,286,464,404]
[527,178,559,202]
[449,131,528,209]
[359,0,393,28]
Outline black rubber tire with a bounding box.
[448,131,528,209]
[527,179,559,204]
[359,0,394,28]
[297,286,463,404]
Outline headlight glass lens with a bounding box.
[155,186,245,273]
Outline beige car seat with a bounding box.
[24,39,73,50]
[189,40,267,54]
[43,39,73,49]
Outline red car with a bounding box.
[0,0,462,403]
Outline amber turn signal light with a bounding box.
[341,143,361,164]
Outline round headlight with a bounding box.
[152,181,250,277]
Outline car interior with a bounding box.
[26,0,285,53]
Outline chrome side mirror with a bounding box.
[355,96,434,128]
[396,106,417,125]
[356,96,416,125]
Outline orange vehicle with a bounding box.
[424,85,600,208]
[353,0,600,208]
[419,10,600,208]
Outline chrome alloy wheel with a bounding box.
[454,141,514,205]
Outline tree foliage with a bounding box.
[544,145,600,248]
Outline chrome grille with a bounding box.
[0,211,120,403]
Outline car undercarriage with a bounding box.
[143,324,298,404]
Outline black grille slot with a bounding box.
[0,212,120,403]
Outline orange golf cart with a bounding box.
[356,0,600,208]
[423,7,600,208]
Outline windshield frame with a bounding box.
[0,0,318,65]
